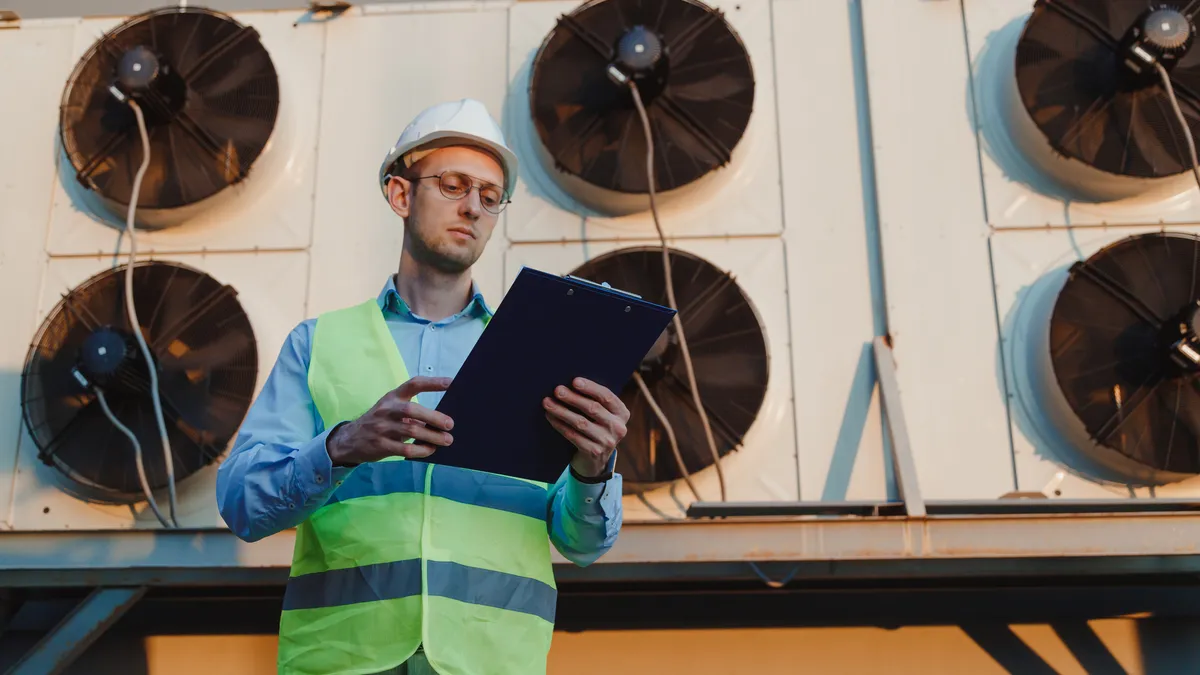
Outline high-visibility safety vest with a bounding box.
[276,298,556,675]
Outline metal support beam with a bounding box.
[873,336,925,517]
[5,587,146,675]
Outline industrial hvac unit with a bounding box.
[499,0,837,519]
[4,6,319,531]
[864,0,1200,501]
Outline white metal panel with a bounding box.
[774,0,887,501]
[44,10,325,256]
[8,250,309,531]
[0,23,78,529]
[503,0,782,242]
[964,0,1200,229]
[992,225,1200,499]
[307,6,511,317]
[504,237,798,522]
[863,0,1015,499]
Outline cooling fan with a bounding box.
[528,0,755,214]
[1037,231,1200,483]
[20,261,258,503]
[1010,0,1200,199]
[568,248,768,493]
[58,5,280,228]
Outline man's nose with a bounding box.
[458,188,483,219]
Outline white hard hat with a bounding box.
[378,98,518,200]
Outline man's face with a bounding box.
[387,146,505,274]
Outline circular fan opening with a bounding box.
[20,261,258,503]
[1040,231,1200,483]
[528,0,755,215]
[568,247,768,493]
[1006,0,1200,200]
[58,6,280,227]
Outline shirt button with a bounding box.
[585,497,594,504]
[315,474,324,484]
[426,365,433,371]
[287,501,295,509]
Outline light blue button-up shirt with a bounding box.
[215,276,623,567]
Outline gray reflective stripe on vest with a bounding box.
[429,469,548,521]
[327,459,428,505]
[282,559,556,623]
[283,558,421,610]
[326,461,549,523]
[427,560,556,623]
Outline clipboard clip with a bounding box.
[564,274,643,300]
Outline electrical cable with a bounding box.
[632,371,702,502]
[627,78,728,502]
[94,387,172,527]
[123,98,179,527]
[1156,61,1200,196]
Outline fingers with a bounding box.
[546,415,601,455]
[544,394,610,451]
[567,378,630,422]
[385,400,454,431]
[384,418,454,448]
[550,383,627,442]
[393,376,453,400]
[377,436,439,460]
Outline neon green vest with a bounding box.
[277,299,556,675]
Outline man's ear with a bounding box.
[386,175,414,218]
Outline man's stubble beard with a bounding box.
[405,207,483,275]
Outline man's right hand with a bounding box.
[326,376,455,467]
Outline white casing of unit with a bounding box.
[965,0,1200,229]
[504,237,798,520]
[46,10,324,256]
[6,251,310,531]
[993,225,1200,499]
[503,0,783,241]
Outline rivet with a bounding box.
[567,289,574,295]
[625,306,631,312]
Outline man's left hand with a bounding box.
[544,377,629,479]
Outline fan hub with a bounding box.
[76,327,136,388]
[114,46,189,127]
[1119,5,1194,84]
[612,26,670,103]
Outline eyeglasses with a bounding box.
[414,171,510,214]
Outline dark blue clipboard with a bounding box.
[425,266,677,484]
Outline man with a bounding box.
[215,99,627,675]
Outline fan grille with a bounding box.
[1015,0,1200,179]
[59,7,280,211]
[568,248,768,492]
[20,262,258,500]
[1049,231,1200,478]
[530,0,755,194]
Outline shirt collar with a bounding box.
[376,274,494,321]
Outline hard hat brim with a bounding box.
[378,130,519,200]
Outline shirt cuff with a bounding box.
[564,474,609,516]
[294,426,353,506]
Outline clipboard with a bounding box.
[425,266,677,484]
